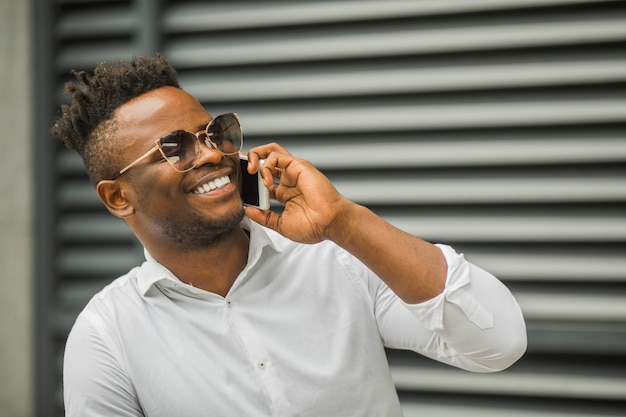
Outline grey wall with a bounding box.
[33,1,626,416]
[0,0,33,416]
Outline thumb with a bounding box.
[244,206,281,232]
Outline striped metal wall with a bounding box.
[35,1,626,416]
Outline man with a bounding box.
[52,55,526,416]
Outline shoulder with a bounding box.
[68,267,144,342]
[85,267,143,313]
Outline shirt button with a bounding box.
[226,300,232,308]
[257,361,266,370]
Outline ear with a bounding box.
[96,180,135,218]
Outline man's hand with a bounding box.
[244,143,353,244]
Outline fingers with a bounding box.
[248,143,290,160]
[247,143,292,171]
[247,143,294,187]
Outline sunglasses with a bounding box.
[110,113,242,179]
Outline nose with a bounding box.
[195,137,224,166]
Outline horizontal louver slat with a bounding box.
[384,215,626,242]
[516,292,626,322]
[57,6,134,38]
[181,59,626,101]
[333,177,626,204]
[465,252,626,282]
[165,19,626,67]
[58,215,132,241]
[58,248,143,276]
[226,100,626,134]
[401,404,618,417]
[391,367,626,400]
[165,0,610,31]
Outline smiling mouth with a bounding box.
[192,175,232,195]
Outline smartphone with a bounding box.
[239,155,270,209]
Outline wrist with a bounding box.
[325,200,368,245]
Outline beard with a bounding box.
[159,206,246,251]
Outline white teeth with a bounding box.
[193,176,231,194]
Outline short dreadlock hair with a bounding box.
[50,54,180,185]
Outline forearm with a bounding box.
[327,201,447,304]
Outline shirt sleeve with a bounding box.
[64,309,144,417]
[374,244,527,373]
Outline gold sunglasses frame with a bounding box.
[110,113,241,180]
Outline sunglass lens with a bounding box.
[207,113,242,154]
[159,131,198,170]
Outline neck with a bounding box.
[147,226,250,297]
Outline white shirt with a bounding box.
[64,218,526,417]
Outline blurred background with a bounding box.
[2,0,625,416]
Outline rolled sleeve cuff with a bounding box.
[404,244,494,331]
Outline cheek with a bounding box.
[129,167,177,205]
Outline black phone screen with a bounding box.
[239,158,260,206]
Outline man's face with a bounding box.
[111,86,245,250]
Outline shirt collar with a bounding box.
[136,217,287,296]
